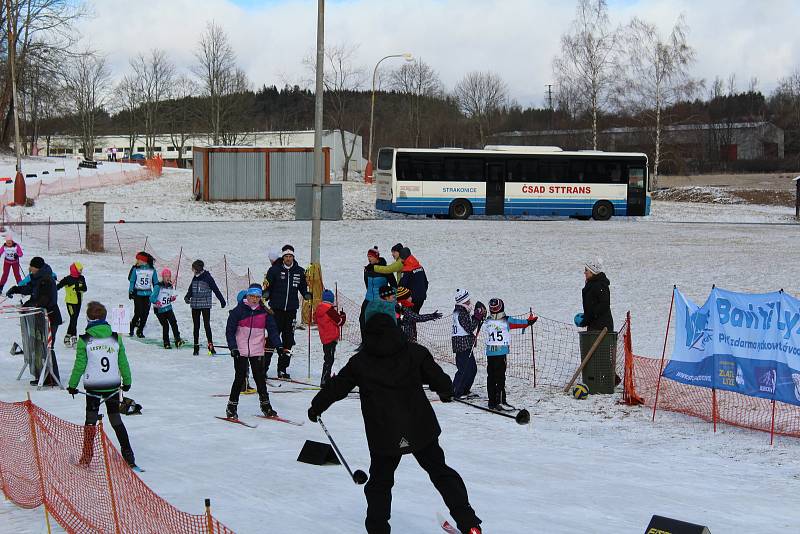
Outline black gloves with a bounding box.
[438,392,453,403]
[128,292,134,300]
[121,384,131,392]
[220,299,227,308]
[67,387,79,396]
[432,311,443,320]
[307,406,320,422]
[231,349,240,358]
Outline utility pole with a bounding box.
[310,0,324,265]
[6,0,22,172]
[545,84,554,130]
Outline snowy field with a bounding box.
[1,174,799,533]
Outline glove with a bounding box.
[184,295,190,304]
[307,406,320,423]
[574,313,585,327]
[432,311,443,320]
[438,391,453,403]
[231,349,240,358]
[121,384,131,392]
[527,314,538,326]
[5,289,13,298]
[473,303,486,321]
[128,292,134,300]
[170,295,177,302]
[304,293,313,301]
[67,387,79,396]
[220,299,226,308]
[339,311,347,324]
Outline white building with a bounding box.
[36,129,365,179]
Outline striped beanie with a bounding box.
[455,288,470,304]
[396,287,411,300]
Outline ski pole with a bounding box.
[453,397,531,425]
[317,416,368,485]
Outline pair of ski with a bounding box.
[214,414,304,428]
[70,455,145,473]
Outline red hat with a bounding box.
[135,252,149,263]
[367,246,380,259]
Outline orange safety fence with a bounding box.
[0,159,163,208]
[0,398,234,533]
[622,312,800,439]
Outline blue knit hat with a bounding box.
[322,289,335,303]
[245,284,263,298]
[237,290,247,302]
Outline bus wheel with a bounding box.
[592,201,614,221]
[449,199,473,220]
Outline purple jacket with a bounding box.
[225,300,282,357]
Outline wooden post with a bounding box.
[769,399,777,446]
[308,315,312,380]
[563,327,608,393]
[335,282,341,339]
[99,417,122,533]
[47,216,50,250]
[114,226,124,264]
[25,394,53,534]
[75,221,82,252]
[652,287,676,422]
[530,307,537,388]
[712,388,717,433]
[143,236,148,252]
[223,255,230,303]
[205,498,215,534]
[795,177,799,220]
[175,247,183,288]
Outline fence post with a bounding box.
[47,216,50,251]
[247,267,251,286]
[76,222,82,252]
[114,226,125,264]
[205,498,215,533]
[769,399,777,445]
[25,394,53,534]
[143,236,148,252]
[223,255,230,303]
[99,417,122,533]
[529,307,536,388]
[712,388,717,433]
[175,247,183,288]
[652,286,676,422]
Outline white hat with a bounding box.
[268,247,281,263]
[584,258,604,275]
[454,288,470,304]
[281,244,295,257]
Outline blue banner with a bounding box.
[663,287,800,406]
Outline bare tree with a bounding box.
[59,50,110,159]
[453,71,508,147]
[552,0,617,150]
[166,74,197,167]
[306,43,367,180]
[192,21,250,145]
[390,58,442,147]
[130,49,174,157]
[113,74,140,158]
[614,15,699,186]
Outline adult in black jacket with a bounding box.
[8,257,63,384]
[309,314,481,534]
[580,259,614,332]
[265,244,310,378]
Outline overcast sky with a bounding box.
[78,0,800,107]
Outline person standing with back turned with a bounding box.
[184,259,226,355]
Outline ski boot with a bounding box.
[71,335,78,346]
[129,326,135,337]
[225,401,238,419]
[164,341,172,349]
[260,401,277,418]
[192,344,200,356]
[498,403,516,412]
[136,330,145,338]
[207,342,216,355]
[175,338,186,348]
[63,334,73,347]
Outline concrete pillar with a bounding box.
[84,201,105,252]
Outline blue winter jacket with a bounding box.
[128,265,158,297]
[265,261,308,312]
[364,259,395,301]
[184,270,225,309]
[485,316,529,357]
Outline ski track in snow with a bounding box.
[0,168,798,533]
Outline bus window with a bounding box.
[377,149,394,171]
[629,167,645,189]
[444,158,484,182]
[507,159,537,182]
[539,160,569,182]
[410,157,443,181]
[569,161,585,183]
[396,154,412,180]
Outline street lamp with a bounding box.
[367,53,413,177]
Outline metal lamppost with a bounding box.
[310,0,325,265]
[367,53,413,173]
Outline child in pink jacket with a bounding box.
[0,234,22,293]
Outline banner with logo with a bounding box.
[663,287,800,406]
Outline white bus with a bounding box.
[375,146,650,220]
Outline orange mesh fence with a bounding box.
[0,399,234,533]
[623,314,800,439]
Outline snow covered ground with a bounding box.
[1,201,799,533]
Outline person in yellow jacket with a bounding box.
[372,242,404,283]
[57,262,87,347]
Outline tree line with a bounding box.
[1,0,799,180]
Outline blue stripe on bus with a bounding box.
[377,197,632,217]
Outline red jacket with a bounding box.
[315,301,345,345]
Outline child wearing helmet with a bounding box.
[314,289,347,386]
[57,262,88,347]
[150,268,184,349]
[482,298,537,411]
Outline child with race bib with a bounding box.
[150,268,184,349]
[482,298,536,411]
[127,251,158,338]
[57,262,88,347]
[0,233,23,294]
[67,301,138,469]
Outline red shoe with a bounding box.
[468,528,482,534]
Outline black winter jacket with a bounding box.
[266,260,308,311]
[19,264,63,326]
[582,272,614,332]
[311,313,453,456]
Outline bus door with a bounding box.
[626,165,647,216]
[486,163,505,215]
